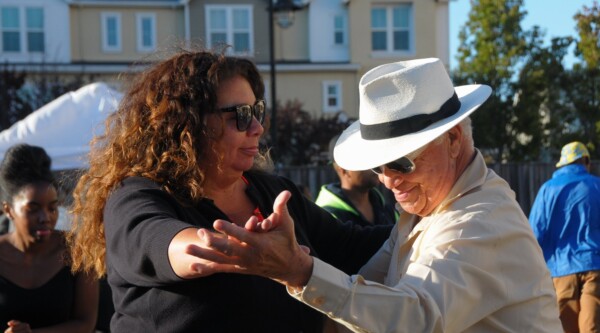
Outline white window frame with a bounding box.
[101,12,122,53]
[0,5,45,54]
[205,4,254,56]
[136,13,156,53]
[322,80,342,113]
[370,4,414,56]
[0,6,21,53]
[333,14,346,46]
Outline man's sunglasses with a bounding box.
[371,156,416,175]
[220,99,266,131]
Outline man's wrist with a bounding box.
[287,254,314,288]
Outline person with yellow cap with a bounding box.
[529,141,600,332]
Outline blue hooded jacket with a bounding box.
[529,163,600,277]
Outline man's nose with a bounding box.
[380,169,405,189]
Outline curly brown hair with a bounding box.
[67,50,268,278]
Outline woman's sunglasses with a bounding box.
[220,99,266,131]
[371,156,416,175]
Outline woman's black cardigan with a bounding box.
[103,171,392,333]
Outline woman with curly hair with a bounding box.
[0,143,98,333]
[67,50,390,332]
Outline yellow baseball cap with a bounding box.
[556,141,590,168]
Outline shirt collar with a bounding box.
[553,163,588,178]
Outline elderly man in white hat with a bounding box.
[192,58,562,332]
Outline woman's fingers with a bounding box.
[272,191,292,226]
[213,219,253,243]
[184,243,241,275]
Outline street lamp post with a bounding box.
[268,0,277,154]
[268,0,308,159]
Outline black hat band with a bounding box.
[360,92,461,140]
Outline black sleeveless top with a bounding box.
[0,266,76,330]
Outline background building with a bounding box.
[1,0,451,119]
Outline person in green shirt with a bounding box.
[315,135,397,227]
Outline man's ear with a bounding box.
[584,156,591,170]
[448,125,463,158]
[340,168,351,178]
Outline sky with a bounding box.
[449,0,594,70]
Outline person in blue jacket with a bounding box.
[529,141,600,333]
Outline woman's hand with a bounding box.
[168,219,269,279]
[186,191,313,287]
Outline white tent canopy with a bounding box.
[0,82,122,170]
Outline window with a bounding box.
[206,5,253,55]
[1,7,19,52]
[322,81,342,113]
[136,13,156,52]
[26,7,44,52]
[333,15,345,46]
[101,12,121,52]
[371,4,412,53]
[0,6,44,53]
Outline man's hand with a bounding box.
[5,320,31,333]
[186,191,313,287]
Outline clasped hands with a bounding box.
[186,190,313,288]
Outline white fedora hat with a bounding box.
[334,58,492,171]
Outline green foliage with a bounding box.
[454,0,532,162]
[452,0,600,162]
[570,1,600,157]
[24,75,85,112]
[559,66,600,156]
[0,64,86,132]
[574,1,600,69]
[515,33,573,160]
[265,99,354,166]
[0,64,31,130]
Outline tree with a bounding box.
[454,0,537,162]
[0,64,31,131]
[567,1,600,156]
[264,99,353,166]
[20,74,85,111]
[574,1,600,69]
[514,32,573,161]
[0,64,87,132]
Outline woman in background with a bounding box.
[0,143,98,333]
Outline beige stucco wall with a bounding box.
[70,5,184,62]
[273,10,309,62]
[260,69,361,119]
[187,0,207,49]
[349,0,446,77]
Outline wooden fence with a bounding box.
[275,161,600,216]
